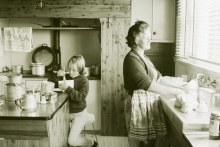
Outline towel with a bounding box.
[129,89,167,141]
[4,27,32,52]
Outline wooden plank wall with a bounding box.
[0,0,130,5]
[100,18,130,135]
[0,0,130,18]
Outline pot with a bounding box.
[12,65,23,74]
[15,93,37,111]
[8,74,23,83]
[6,83,25,100]
[93,65,101,76]
[31,63,45,75]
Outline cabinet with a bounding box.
[131,0,175,43]
[164,114,192,147]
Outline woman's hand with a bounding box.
[57,70,66,77]
[58,81,68,91]
[173,88,185,95]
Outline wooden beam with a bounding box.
[0,0,130,5]
[100,17,130,136]
[0,5,130,18]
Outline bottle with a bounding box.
[209,111,220,140]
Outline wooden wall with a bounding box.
[0,0,130,18]
[100,18,130,135]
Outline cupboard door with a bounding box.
[131,0,152,26]
[131,0,175,42]
[152,0,175,42]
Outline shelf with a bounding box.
[33,27,100,30]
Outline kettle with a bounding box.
[15,93,37,111]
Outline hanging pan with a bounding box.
[32,44,56,70]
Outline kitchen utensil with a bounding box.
[32,44,56,70]
[6,83,25,100]
[12,65,23,74]
[15,93,37,111]
[31,63,45,75]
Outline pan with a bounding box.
[32,44,56,70]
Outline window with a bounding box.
[175,0,220,70]
[175,0,186,58]
[192,0,220,64]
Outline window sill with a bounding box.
[175,57,220,74]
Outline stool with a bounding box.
[83,113,99,147]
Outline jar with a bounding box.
[209,111,220,140]
[31,63,45,75]
[12,65,23,74]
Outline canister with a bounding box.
[12,65,23,74]
[31,63,45,75]
[209,111,220,140]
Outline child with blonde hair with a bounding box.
[57,55,98,147]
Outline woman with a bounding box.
[123,21,184,147]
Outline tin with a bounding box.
[209,111,220,140]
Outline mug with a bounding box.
[15,93,37,111]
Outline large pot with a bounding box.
[6,83,25,100]
[31,63,45,75]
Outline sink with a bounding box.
[161,95,211,134]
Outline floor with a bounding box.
[81,135,129,147]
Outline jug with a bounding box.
[15,93,37,111]
[6,83,26,100]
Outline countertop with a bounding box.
[0,92,68,120]
[161,95,220,147]
[0,71,101,80]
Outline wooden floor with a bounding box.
[82,135,129,147]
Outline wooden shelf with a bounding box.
[33,27,100,30]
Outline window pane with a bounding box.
[192,0,220,64]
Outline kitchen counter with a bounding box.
[0,92,67,120]
[0,93,70,147]
[0,71,101,80]
[161,95,220,147]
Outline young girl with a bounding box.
[57,55,98,147]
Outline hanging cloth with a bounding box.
[129,89,167,142]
